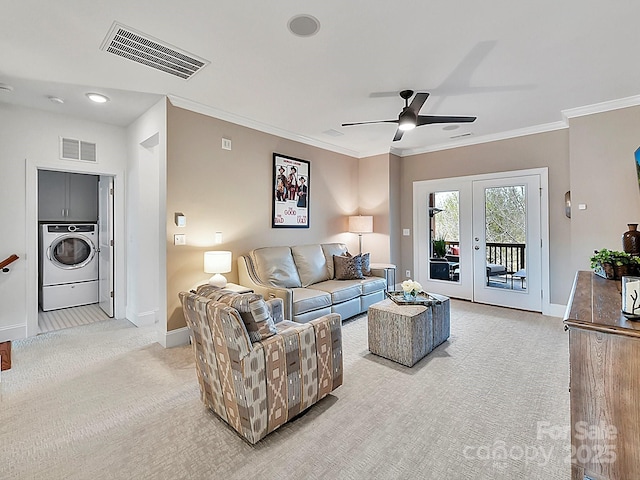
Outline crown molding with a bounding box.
[167,95,362,158]
[168,93,640,160]
[562,94,640,121]
[396,121,568,157]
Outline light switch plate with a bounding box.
[403,229,410,236]
[174,234,186,245]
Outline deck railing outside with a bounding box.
[445,241,526,273]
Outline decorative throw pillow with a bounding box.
[333,254,365,280]
[361,252,371,276]
[195,285,277,341]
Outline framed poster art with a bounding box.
[272,153,309,228]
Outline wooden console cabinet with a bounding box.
[564,271,640,480]
[0,341,11,371]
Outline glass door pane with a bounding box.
[483,185,527,291]
[429,190,460,283]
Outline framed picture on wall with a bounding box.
[272,153,310,228]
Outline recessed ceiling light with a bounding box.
[48,96,65,104]
[0,83,14,92]
[86,92,110,103]
[443,125,459,131]
[288,15,321,37]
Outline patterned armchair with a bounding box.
[179,286,343,444]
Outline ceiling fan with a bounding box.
[342,90,477,141]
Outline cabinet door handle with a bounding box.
[62,208,65,217]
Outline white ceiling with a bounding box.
[2,1,640,158]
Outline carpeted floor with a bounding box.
[0,300,571,480]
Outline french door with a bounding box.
[414,169,547,312]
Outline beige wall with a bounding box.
[568,105,640,274]
[165,101,640,330]
[389,153,402,272]
[399,129,572,305]
[166,104,360,330]
[357,154,392,262]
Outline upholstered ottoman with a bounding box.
[367,295,450,367]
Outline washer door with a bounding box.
[48,234,96,269]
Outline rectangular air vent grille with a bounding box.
[100,22,209,80]
[60,137,97,163]
[450,132,473,139]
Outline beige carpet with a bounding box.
[0,300,571,479]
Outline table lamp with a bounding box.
[348,215,373,254]
[204,251,232,288]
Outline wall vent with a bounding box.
[450,132,473,139]
[60,137,97,163]
[100,22,209,80]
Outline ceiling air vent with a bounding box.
[60,137,97,163]
[100,22,209,80]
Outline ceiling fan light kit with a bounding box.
[342,89,476,142]
[398,110,417,131]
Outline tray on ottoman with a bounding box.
[386,290,442,306]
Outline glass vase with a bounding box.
[403,291,416,301]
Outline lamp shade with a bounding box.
[204,251,232,288]
[348,215,373,234]
[204,251,232,274]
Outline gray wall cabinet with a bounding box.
[38,170,98,223]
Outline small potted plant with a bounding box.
[432,237,447,259]
[590,249,640,279]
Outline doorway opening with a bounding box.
[414,168,549,313]
[36,169,115,333]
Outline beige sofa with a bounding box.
[238,243,387,323]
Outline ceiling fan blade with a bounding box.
[392,129,404,142]
[416,115,477,126]
[341,119,398,127]
[407,92,429,113]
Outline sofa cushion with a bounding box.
[321,243,348,278]
[360,276,387,295]
[334,254,365,280]
[250,246,302,288]
[292,244,331,287]
[311,279,362,304]
[196,285,277,342]
[292,287,332,315]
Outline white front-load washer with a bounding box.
[40,224,99,311]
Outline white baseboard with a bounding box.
[160,326,191,348]
[128,310,157,327]
[0,324,27,343]
[544,303,567,318]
